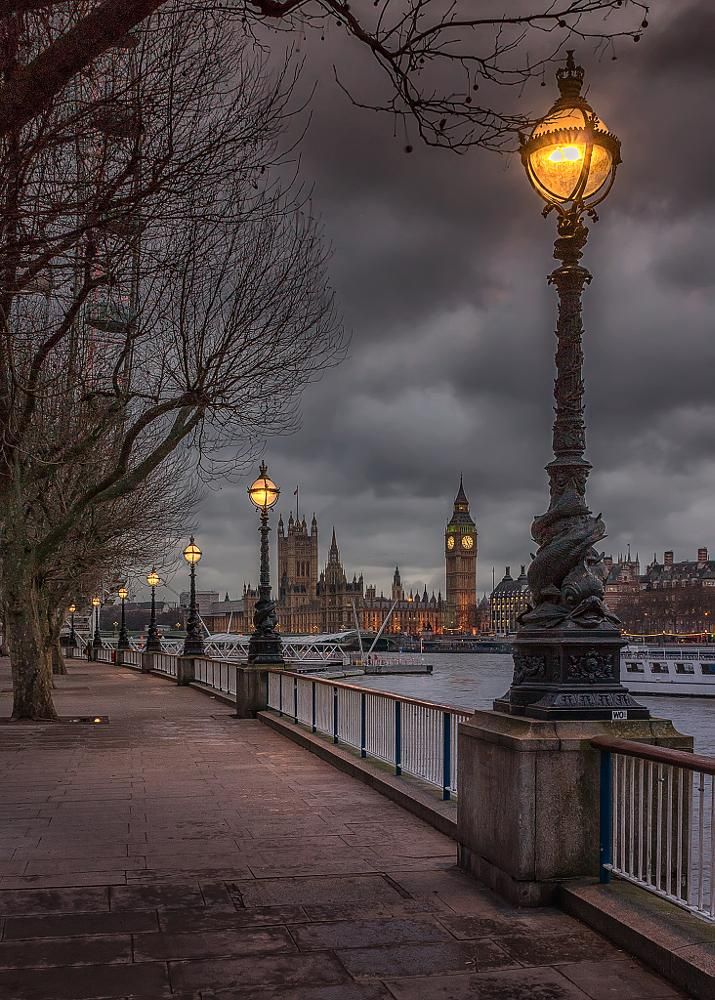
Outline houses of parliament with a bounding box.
[204,479,479,636]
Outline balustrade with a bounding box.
[266,669,468,799]
[593,737,714,923]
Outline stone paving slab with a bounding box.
[0,659,693,999]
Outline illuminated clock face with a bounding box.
[462,535,474,550]
[447,535,455,550]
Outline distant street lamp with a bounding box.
[91,595,102,652]
[182,538,204,656]
[145,568,162,652]
[247,461,284,665]
[495,53,647,720]
[117,586,129,650]
[68,603,77,648]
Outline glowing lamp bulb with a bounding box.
[548,145,583,163]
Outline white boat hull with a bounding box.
[621,645,715,698]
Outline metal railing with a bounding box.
[266,669,469,799]
[151,652,178,678]
[117,648,142,669]
[593,737,714,923]
[95,647,114,664]
[193,657,236,697]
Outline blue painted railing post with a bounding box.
[394,701,402,776]
[293,676,298,723]
[599,750,613,884]
[333,687,339,744]
[311,681,316,733]
[442,712,452,801]
[360,692,367,758]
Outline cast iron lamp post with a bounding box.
[91,595,102,653]
[117,586,129,650]
[494,52,647,721]
[145,568,162,652]
[247,462,284,665]
[68,603,77,648]
[182,538,204,656]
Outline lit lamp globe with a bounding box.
[118,586,128,601]
[147,569,160,588]
[520,51,620,213]
[248,463,279,511]
[183,539,202,566]
[68,603,76,614]
[91,596,101,608]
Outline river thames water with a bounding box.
[353,653,714,754]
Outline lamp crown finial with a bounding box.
[259,460,268,477]
[556,50,584,100]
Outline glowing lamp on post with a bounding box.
[520,51,620,216]
[117,585,129,651]
[248,465,280,512]
[247,461,284,665]
[91,596,102,652]
[145,568,162,652]
[68,603,77,648]
[182,538,204,656]
[494,51,648,722]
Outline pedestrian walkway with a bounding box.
[0,659,688,999]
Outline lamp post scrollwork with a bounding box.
[182,540,204,656]
[494,53,648,721]
[247,462,284,665]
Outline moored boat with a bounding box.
[621,645,715,697]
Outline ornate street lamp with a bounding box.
[182,538,204,656]
[117,586,130,650]
[495,53,647,720]
[68,603,77,648]
[247,461,284,665]
[145,568,162,652]
[91,595,102,652]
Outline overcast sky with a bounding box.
[157,1,715,604]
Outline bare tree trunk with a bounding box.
[51,642,67,675]
[4,536,57,720]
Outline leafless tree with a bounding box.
[0,2,650,147]
[0,8,343,718]
[38,453,197,679]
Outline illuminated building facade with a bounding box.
[203,479,481,636]
[491,566,530,634]
[444,477,478,631]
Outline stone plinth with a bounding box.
[176,656,195,686]
[236,663,284,719]
[495,627,649,721]
[457,710,692,907]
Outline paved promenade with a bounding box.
[0,659,688,999]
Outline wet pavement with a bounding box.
[0,659,689,998]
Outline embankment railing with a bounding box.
[194,657,236,697]
[593,737,714,923]
[266,668,469,799]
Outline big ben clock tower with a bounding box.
[445,476,478,632]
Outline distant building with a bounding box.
[610,547,715,638]
[603,550,641,619]
[476,594,492,633]
[444,477,478,631]
[491,566,530,635]
[203,478,481,636]
[179,590,220,615]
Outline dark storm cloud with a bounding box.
[184,1,715,604]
